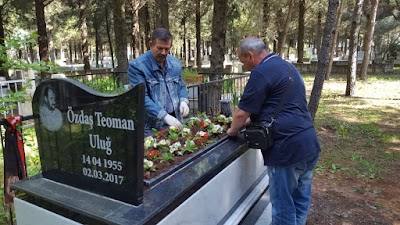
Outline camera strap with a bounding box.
[268,62,294,126]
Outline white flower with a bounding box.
[176,151,183,156]
[144,136,155,149]
[169,142,182,153]
[144,159,154,170]
[204,118,212,125]
[212,124,224,134]
[216,114,232,123]
[169,125,178,131]
[217,114,227,121]
[158,139,170,146]
[182,128,191,136]
[196,131,207,137]
[189,117,201,121]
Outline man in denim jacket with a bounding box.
[128,28,189,131]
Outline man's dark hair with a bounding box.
[152,28,173,42]
[44,86,54,98]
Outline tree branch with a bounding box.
[43,0,54,7]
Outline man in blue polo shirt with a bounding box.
[227,36,321,225]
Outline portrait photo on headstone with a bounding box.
[39,85,63,132]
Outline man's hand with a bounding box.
[227,127,240,137]
[227,107,251,137]
[179,101,189,117]
[164,114,183,130]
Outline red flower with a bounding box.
[199,121,207,128]
[148,150,159,158]
[202,133,210,139]
[194,139,202,145]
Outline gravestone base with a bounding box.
[14,198,81,225]
[13,137,269,225]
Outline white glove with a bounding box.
[164,114,183,130]
[180,101,190,117]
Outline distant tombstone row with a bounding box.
[32,78,145,205]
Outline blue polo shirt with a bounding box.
[239,53,320,166]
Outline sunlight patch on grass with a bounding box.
[387,136,400,151]
[312,75,400,180]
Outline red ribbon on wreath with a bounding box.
[1,115,28,209]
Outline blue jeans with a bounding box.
[267,153,320,225]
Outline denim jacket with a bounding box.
[128,51,189,130]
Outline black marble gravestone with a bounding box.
[12,78,258,225]
[32,78,145,205]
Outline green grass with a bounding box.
[310,74,400,180]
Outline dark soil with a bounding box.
[307,126,400,225]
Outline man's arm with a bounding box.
[227,107,251,137]
[128,63,167,120]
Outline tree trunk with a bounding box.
[130,0,146,59]
[69,41,73,64]
[133,9,140,60]
[335,32,340,57]
[113,0,128,84]
[139,3,151,53]
[297,0,305,63]
[346,0,364,96]
[105,6,114,69]
[210,0,228,115]
[360,0,379,80]
[74,41,78,62]
[211,0,228,76]
[94,15,100,68]
[79,0,90,74]
[0,4,8,79]
[316,11,322,57]
[155,0,169,29]
[195,0,201,68]
[29,43,35,63]
[277,0,294,57]
[262,0,270,44]
[34,0,50,78]
[344,28,348,54]
[326,0,345,80]
[308,0,340,120]
[276,8,283,54]
[182,17,187,66]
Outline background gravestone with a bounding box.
[32,78,144,205]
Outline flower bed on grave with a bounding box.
[143,113,232,180]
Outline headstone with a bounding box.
[357,51,364,61]
[32,78,145,205]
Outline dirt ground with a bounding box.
[307,128,400,225]
[308,173,400,225]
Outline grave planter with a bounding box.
[13,136,268,225]
[11,78,269,225]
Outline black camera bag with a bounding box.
[243,62,294,151]
[244,122,273,151]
